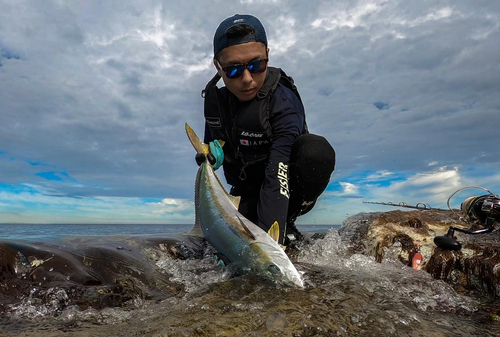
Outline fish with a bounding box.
[185,123,304,288]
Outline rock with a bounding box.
[0,235,190,315]
[266,313,288,331]
[339,210,500,301]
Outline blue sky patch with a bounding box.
[29,160,50,167]
[0,183,39,195]
[0,183,15,193]
[0,46,21,67]
[0,47,21,60]
[373,101,389,110]
[36,171,68,181]
[325,182,345,192]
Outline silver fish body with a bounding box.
[187,123,303,288]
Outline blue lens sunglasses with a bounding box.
[217,58,269,79]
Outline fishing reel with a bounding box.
[434,187,500,250]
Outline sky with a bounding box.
[1,0,499,225]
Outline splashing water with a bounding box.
[1,231,499,336]
[7,287,70,319]
[294,229,489,335]
[153,246,231,293]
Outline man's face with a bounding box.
[215,42,269,102]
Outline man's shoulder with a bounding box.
[275,82,297,99]
[270,83,304,113]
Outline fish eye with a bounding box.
[268,264,281,275]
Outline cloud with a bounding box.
[358,167,466,208]
[151,198,194,214]
[363,170,395,182]
[1,0,499,225]
[311,0,385,30]
[385,168,462,201]
[269,15,298,55]
[0,183,194,224]
[340,182,359,195]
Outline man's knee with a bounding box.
[287,134,335,220]
[290,133,336,183]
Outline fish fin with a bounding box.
[218,140,225,147]
[185,123,209,155]
[229,195,241,208]
[267,221,280,242]
[235,214,256,240]
[186,219,204,238]
[185,204,204,238]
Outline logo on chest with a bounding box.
[241,131,264,138]
[239,130,269,146]
[240,139,270,146]
[206,117,222,127]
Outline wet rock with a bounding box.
[339,210,500,301]
[266,313,288,331]
[0,235,192,317]
[0,244,18,281]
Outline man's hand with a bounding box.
[194,140,224,170]
[195,153,206,166]
[209,140,224,170]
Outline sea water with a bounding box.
[1,224,499,336]
[0,223,337,240]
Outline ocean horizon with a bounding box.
[0,223,341,240]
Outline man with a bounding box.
[197,14,335,246]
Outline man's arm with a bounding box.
[256,86,305,243]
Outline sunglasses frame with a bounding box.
[217,58,269,79]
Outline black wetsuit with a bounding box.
[203,67,335,244]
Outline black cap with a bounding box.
[213,14,267,56]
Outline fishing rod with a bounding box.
[362,200,449,211]
[362,186,500,250]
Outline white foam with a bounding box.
[298,228,479,315]
[154,246,231,293]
